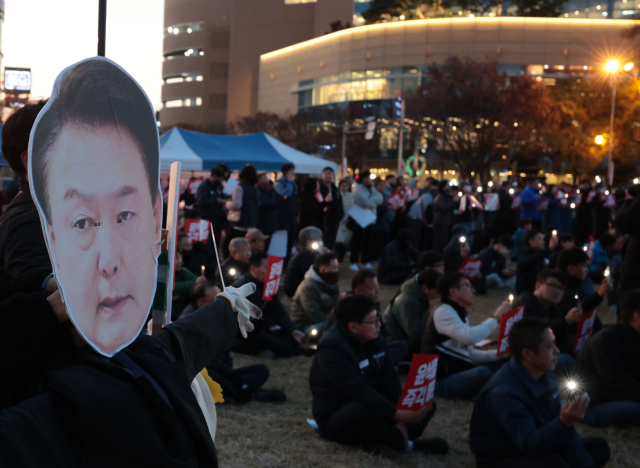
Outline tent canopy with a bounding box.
[160,127,336,175]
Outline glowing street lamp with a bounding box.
[595,135,604,145]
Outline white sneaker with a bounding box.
[362,263,373,270]
[349,263,359,271]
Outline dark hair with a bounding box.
[189,280,217,307]
[177,232,190,242]
[239,165,258,185]
[385,174,396,181]
[508,317,551,363]
[557,247,589,272]
[322,166,334,173]
[518,218,532,229]
[304,177,318,193]
[281,163,295,174]
[30,59,159,223]
[211,167,225,178]
[248,251,268,269]
[335,294,376,326]
[2,100,48,176]
[496,234,514,250]
[437,271,466,299]
[396,228,413,244]
[558,233,574,245]
[315,252,338,270]
[619,289,640,324]
[416,251,443,270]
[418,269,440,290]
[351,268,377,292]
[598,233,616,249]
[216,163,229,174]
[524,229,541,245]
[537,268,567,286]
[438,180,450,193]
[501,181,510,188]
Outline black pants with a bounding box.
[231,329,300,357]
[493,437,610,468]
[350,224,374,264]
[320,401,435,452]
[369,230,390,262]
[206,363,269,402]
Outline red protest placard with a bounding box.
[603,194,616,208]
[484,193,499,211]
[187,177,204,195]
[184,219,211,244]
[587,191,596,203]
[586,236,595,259]
[536,198,549,211]
[457,258,482,282]
[263,230,288,301]
[388,190,405,211]
[397,354,438,412]
[511,195,520,209]
[573,310,596,356]
[496,305,524,357]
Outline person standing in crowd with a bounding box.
[319,167,343,249]
[245,228,269,254]
[519,179,543,231]
[222,165,259,258]
[541,184,562,233]
[478,234,516,290]
[350,171,382,271]
[615,185,640,296]
[575,180,594,247]
[335,178,355,262]
[309,294,449,460]
[587,233,615,284]
[0,100,52,276]
[232,253,304,357]
[256,172,278,237]
[282,226,324,298]
[560,181,575,235]
[511,218,532,261]
[592,183,611,240]
[432,181,458,252]
[370,178,392,262]
[275,163,299,262]
[575,289,640,427]
[469,318,610,468]
[291,252,340,333]
[383,269,441,355]
[494,181,513,238]
[377,229,419,285]
[421,272,510,400]
[407,185,434,250]
[548,233,575,269]
[218,237,252,289]
[196,167,226,248]
[516,230,557,295]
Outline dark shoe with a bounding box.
[253,388,286,403]
[364,444,400,460]
[413,437,449,455]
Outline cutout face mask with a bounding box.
[29,57,162,357]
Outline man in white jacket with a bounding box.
[420,272,511,399]
[350,171,383,271]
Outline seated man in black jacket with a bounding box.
[470,317,610,468]
[378,229,419,285]
[478,234,515,290]
[548,233,575,269]
[516,229,557,295]
[232,252,304,357]
[310,294,448,459]
[415,250,445,274]
[575,289,640,427]
[218,237,251,289]
[282,226,324,298]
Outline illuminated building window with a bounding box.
[163,97,202,108]
[164,48,204,60]
[165,21,204,37]
[284,0,317,4]
[163,73,203,84]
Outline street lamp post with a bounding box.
[98,0,107,57]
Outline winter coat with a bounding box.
[382,275,430,350]
[615,197,640,294]
[196,178,225,224]
[433,192,457,227]
[478,246,506,277]
[515,246,551,295]
[281,250,315,298]
[290,266,339,328]
[257,186,278,235]
[353,183,383,215]
[542,191,561,231]
[519,185,542,222]
[319,182,343,231]
[377,240,419,285]
[274,177,298,230]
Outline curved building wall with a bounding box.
[258,17,640,116]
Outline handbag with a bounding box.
[227,209,240,223]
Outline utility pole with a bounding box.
[397,97,406,177]
[98,0,107,57]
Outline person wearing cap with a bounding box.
[245,228,269,254]
[282,226,325,298]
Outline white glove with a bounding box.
[217,283,262,338]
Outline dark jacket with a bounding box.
[592,193,611,239]
[319,182,343,231]
[0,184,52,276]
[556,274,603,348]
[290,266,340,328]
[374,193,391,233]
[470,358,595,468]
[274,177,298,230]
[541,191,561,231]
[382,275,430,352]
[574,323,640,407]
[478,246,506,277]
[433,192,457,226]
[299,190,325,231]
[0,297,238,468]
[282,250,315,298]
[615,197,640,294]
[257,185,278,235]
[237,182,259,228]
[217,257,248,290]
[496,189,513,222]
[196,178,225,224]
[377,240,419,285]
[515,246,551,295]
[309,322,400,430]
[514,292,573,355]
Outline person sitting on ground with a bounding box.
[245,228,269,254]
[548,233,575,269]
[512,269,579,372]
[478,234,516,290]
[218,237,251,289]
[511,218,532,261]
[556,247,610,338]
[443,234,487,295]
[232,252,304,357]
[282,226,324,298]
[586,232,616,284]
[383,270,441,355]
[415,251,445,274]
[575,289,640,427]
[172,251,207,321]
[420,272,510,400]
[516,229,557,295]
[469,317,611,468]
[377,229,420,285]
[177,231,217,281]
[180,280,221,319]
[309,294,449,460]
[291,252,340,333]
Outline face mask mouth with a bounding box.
[320,271,340,285]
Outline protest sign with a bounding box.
[603,194,617,208]
[388,190,405,211]
[587,191,597,203]
[222,176,238,196]
[483,193,499,211]
[537,198,549,211]
[28,57,162,357]
[511,196,520,209]
[187,177,203,195]
[496,306,524,357]
[397,354,438,412]
[263,230,287,300]
[457,258,482,282]
[347,205,377,228]
[573,310,596,355]
[184,218,211,243]
[586,236,595,259]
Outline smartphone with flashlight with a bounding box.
[604,266,613,287]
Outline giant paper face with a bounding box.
[29,57,162,357]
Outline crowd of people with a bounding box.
[2,98,640,467]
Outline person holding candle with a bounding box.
[478,234,516,290]
[217,237,251,290]
[515,230,557,295]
